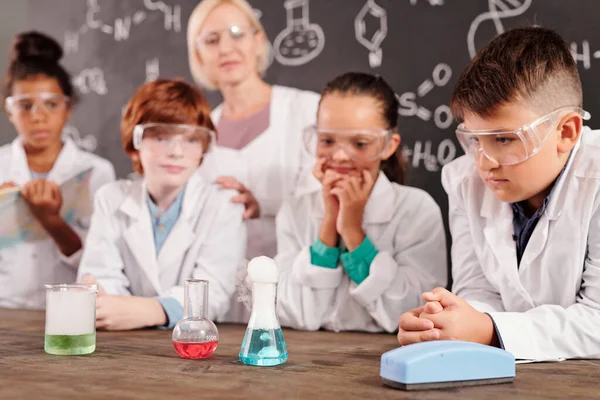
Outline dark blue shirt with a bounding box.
[511,198,552,266]
[511,163,569,266]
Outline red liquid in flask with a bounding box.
[173,340,218,359]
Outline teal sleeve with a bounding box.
[310,238,340,269]
[340,236,379,285]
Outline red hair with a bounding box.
[121,79,215,174]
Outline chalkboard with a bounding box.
[23,0,600,259]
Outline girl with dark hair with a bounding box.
[274,72,447,333]
[0,31,115,309]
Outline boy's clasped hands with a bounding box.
[398,288,499,347]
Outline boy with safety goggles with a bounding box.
[398,27,600,362]
[77,79,246,331]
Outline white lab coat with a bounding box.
[275,170,448,333]
[76,170,247,321]
[443,126,600,361]
[201,85,320,259]
[0,138,115,309]
[200,85,319,323]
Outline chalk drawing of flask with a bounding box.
[355,0,387,68]
[273,0,325,66]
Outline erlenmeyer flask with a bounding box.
[239,257,288,366]
[172,279,219,359]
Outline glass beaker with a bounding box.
[239,281,288,366]
[44,284,97,355]
[172,279,219,359]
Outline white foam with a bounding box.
[247,256,278,283]
[45,290,96,335]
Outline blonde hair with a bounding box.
[187,0,270,90]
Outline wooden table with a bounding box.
[1,309,599,399]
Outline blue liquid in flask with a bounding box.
[239,327,288,366]
[241,257,288,367]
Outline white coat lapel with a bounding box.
[120,182,162,294]
[481,190,533,307]
[522,139,580,267]
[9,138,32,184]
[9,138,91,186]
[156,220,195,267]
[46,139,92,184]
[210,104,223,122]
[519,215,550,268]
[156,186,200,268]
[205,106,249,185]
[294,169,321,221]
[363,172,395,224]
[361,172,395,243]
[157,172,212,283]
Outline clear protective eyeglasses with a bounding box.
[133,123,215,157]
[195,25,258,50]
[303,125,393,161]
[5,92,70,116]
[455,106,591,166]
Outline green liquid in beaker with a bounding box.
[44,333,96,355]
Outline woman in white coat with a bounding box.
[187,0,320,262]
[275,73,447,333]
[0,32,115,309]
[77,79,246,330]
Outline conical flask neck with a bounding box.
[248,282,279,330]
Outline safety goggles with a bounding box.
[133,123,215,157]
[455,106,591,166]
[196,25,258,50]
[5,92,70,116]
[303,125,393,161]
